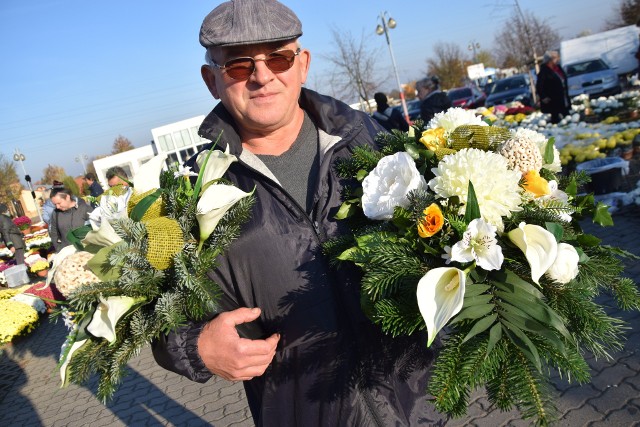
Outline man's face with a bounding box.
[201,40,310,135]
[50,194,75,211]
[107,176,126,187]
[417,86,430,101]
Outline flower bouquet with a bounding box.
[52,140,254,402]
[13,215,32,231]
[326,108,640,424]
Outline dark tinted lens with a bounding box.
[224,58,254,80]
[265,50,296,73]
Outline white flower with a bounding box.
[173,164,198,179]
[196,144,237,186]
[86,296,140,343]
[362,152,427,220]
[59,338,88,386]
[545,243,579,284]
[450,218,503,271]
[428,107,487,133]
[132,154,167,193]
[417,267,467,346]
[82,218,123,249]
[537,181,572,222]
[511,128,561,172]
[46,245,78,287]
[508,222,558,285]
[428,148,522,231]
[196,184,254,247]
[88,187,133,230]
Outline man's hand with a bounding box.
[9,247,15,254]
[198,307,279,381]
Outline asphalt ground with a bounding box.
[1,203,639,426]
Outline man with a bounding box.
[372,92,409,132]
[536,50,570,124]
[416,76,451,124]
[105,166,130,188]
[152,1,443,425]
[49,187,92,251]
[83,172,104,198]
[0,203,25,265]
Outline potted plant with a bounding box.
[29,259,50,278]
[13,216,32,234]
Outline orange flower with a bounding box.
[419,128,446,151]
[417,203,444,238]
[522,170,550,197]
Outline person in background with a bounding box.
[0,203,26,265]
[49,187,92,251]
[105,166,130,188]
[83,172,104,198]
[416,75,452,124]
[536,50,570,124]
[41,180,64,225]
[151,1,443,426]
[371,92,409,132]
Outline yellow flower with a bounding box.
[419,128,447,151]
[522,170,550,197]
[417,203,444,238]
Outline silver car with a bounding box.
[565,59,622,98]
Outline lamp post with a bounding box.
[468,40,480,63]
[13,148,43,223]
[376,11,410,124]
[75,153,89,174]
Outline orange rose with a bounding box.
[522,170,550,197]
[417,203,444,238]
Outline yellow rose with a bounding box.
[419,128,446,151]
[522,170,550,197]
[417,203,445,238]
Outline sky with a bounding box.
[1,0,614,183]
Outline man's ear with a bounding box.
[201,65,220,99]
[298,49,311,85]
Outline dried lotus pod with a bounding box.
[144,217,184,270]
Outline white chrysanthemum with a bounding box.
[427,107,488,133]
[511,128,561,172]
[428,148,523,231]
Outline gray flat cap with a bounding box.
[199,0,303,48]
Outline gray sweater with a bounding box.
[50,198,92,251]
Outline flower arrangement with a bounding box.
[326,108,640,424]
[53,139,254,402]
[0,287,40,344]
[29,259,50,274]
[13,215,32,231]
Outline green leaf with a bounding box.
[487,323,502,355]
[464,181,481,224]
[576,233,601,247]
[545,221,563,242]
[193,131,223,200]
[450,302,495,324]
[66,225,92,251]
[497,301,565,352]
[129,188,164,222]
[335,200,357,220]
[593,202,613,226]
[337,246,360,262]
[356,169,368,181]
[404,143,423,160]
[565,177,578,197]
[463,283,491,298]
[462,313,497,343]
[543,137,555,165]
[463,294,494,307]
[501,319,542,372]
[86,242,125,281]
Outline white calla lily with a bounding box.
[196,184,253,247]
[450,218,503,271]
[546,243,580,284]
[132,154,167,193]
[86,296,140,343]
[417,267,467,346]
[82,218,123,249]
[508,222,558,284]
[60,338,88,386]
[196,144,237,185]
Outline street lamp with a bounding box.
[468,40,480,63]
[376,12,410,124]
[13,148,43,223]
[75,153,89,174]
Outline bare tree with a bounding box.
[321,27,386,111]
[494,9,560,68]
[426,42,467,89]
[112,135,135,154]
[0,154,22,206]
[605,0,640,29]
[42,164,66,184]
[474,50,498,69]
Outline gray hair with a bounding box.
[543,50,559,63]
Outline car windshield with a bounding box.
[565,60,608,77]
[448,88,472,100]
[491,77,527,93]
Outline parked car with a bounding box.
[446,85,486,109]
[392,99,422,121]
[564,58,622,98]
[485,74,533,107]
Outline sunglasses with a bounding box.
[210,48,301,81]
